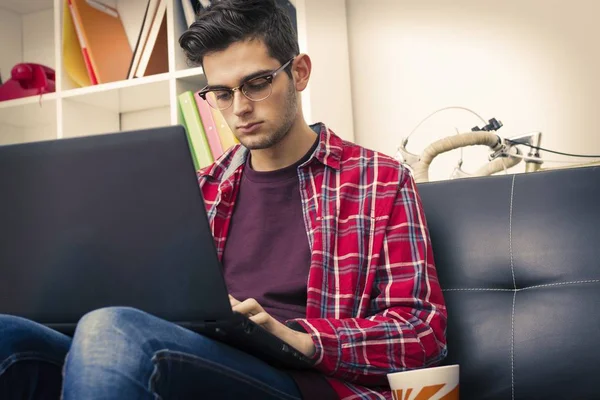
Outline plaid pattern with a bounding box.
[198,124,447,399]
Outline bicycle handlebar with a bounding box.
[410,131,522,182]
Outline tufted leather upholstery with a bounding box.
[417,166,600,400]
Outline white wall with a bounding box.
[0,8,22,82]
[296,0,355,141]
[346,0,600,181]
[22,9,55,67]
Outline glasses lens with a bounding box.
[205,90,233,110]
[242,77,272,101]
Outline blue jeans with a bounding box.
[0,307,303,399]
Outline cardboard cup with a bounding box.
[387,364,459,400]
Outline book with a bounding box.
[183,0,211,27]
[178,91,214,169]
[178,103,199,170]
[210,107,239,151]
[134,0,167,78]
[63,0,94,86]
[127,0,152,79]
[182,0,196,27]
[194,92,223,159]
[142,14,168,77]
[197,0,211,8]
[68,0,133,84]
[63,0,98,86]
[127,0,161,79]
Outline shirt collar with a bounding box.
[201,122,344,182]
[311,122,343,170]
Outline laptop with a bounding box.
[0,125,314,370]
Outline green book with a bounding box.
[177,91,214,170]
[178,101,199,170]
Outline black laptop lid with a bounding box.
[0,126,232,329]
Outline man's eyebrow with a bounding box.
[205,69,274,91]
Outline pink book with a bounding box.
[194,92,224,159]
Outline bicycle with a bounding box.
[395,107,600,183]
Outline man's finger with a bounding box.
[232,298,263,316]
[229,295,240,306]
[249,312,270,326]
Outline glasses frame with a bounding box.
[197,57,295,110]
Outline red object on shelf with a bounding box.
[0,63,56,102]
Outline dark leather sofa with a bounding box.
[418,166,600,400]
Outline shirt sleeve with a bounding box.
[289,169,448,386]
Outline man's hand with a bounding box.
[229,295,316,358]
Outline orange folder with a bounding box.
[68,0,133,84]
[63,0,93,87]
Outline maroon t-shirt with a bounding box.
[222,143,314,323]
[222,137,337,399]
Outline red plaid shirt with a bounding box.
[198,124,447,399]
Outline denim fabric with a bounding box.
[0,315,70,399]
[0,308,302,399]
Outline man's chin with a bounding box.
[239,136,275,150]
[242,142,273,150]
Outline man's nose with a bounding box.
[232,90,252,117]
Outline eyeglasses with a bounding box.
[197,58,295,110]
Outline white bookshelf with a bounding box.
[0,0,355,147]
[0,0,208,146]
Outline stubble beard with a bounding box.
[242,81,297,150]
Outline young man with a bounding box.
[0,0,447,399]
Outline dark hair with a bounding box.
[179,0,299,73]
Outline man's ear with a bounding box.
[291,54,312,92]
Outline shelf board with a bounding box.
[0,98,56,128]
[60,71,172,100]
[0,92,57,110]
[62,79,170,115]
[174,66,205,79]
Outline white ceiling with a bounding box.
[0,0,54,14]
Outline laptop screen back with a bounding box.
[0,126,232,330]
